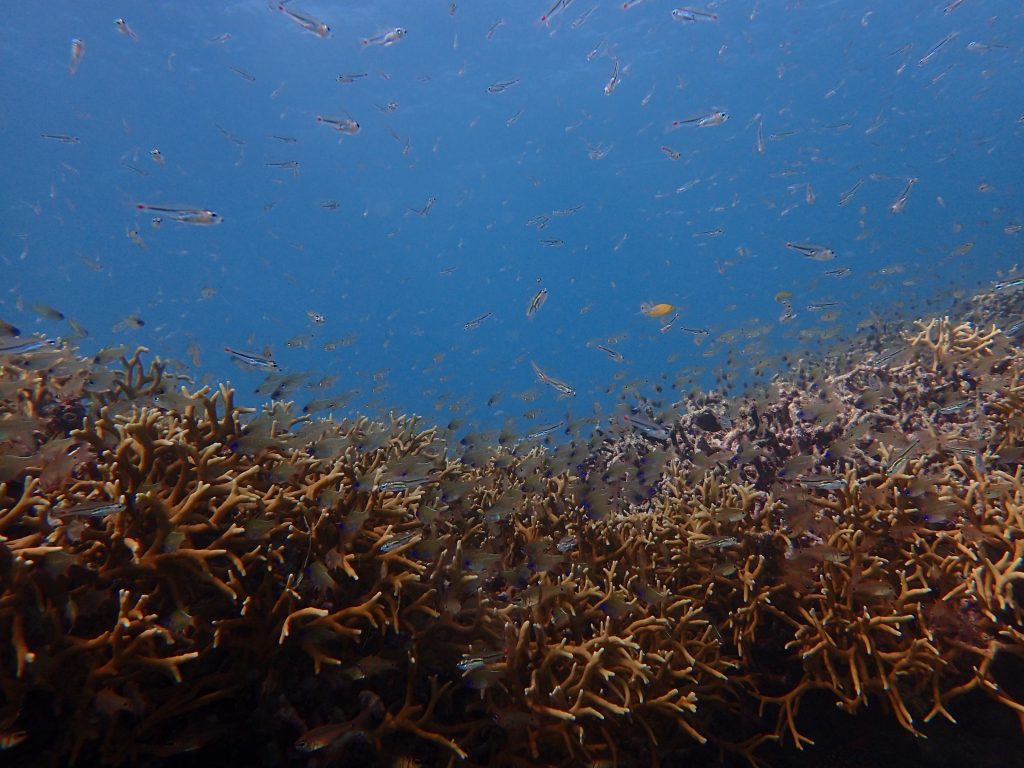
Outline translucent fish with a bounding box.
[68,38,85,75]
[277,2,331,38]
[29,303,64,321]
[526,288,548,319]
[224,347,279,371]
[114,18,139,41]
[362,27,406,47]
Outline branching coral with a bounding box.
[2,311,1024,767]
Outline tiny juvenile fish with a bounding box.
[362,27,406,47]
[526,288,548,318]
[51,501,126,519]
[883,439,920,474]
[487,79,519,94]
[136,204,222,225]
[796,475,847,491]
[0,338,57,355]
[224,346,279,370]
[41,133,80,144]
[277,2,330,38]
[463,311,494,331]
[457,650,505,671]
[379,531,418,553]
[316,115,360,135]
[695,535,739,549]
[595,344,624,362]
[671,7,718,22]
[994,277,1024,291]
[530,360,575,397]
[525,421,565,441]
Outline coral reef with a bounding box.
[2,306,1024,767]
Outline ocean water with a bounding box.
[2,0,1022,436]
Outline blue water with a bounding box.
[2,0,1021,435]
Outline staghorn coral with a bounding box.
[1,307,1023,768]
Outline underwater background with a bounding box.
[2,0,1022,432]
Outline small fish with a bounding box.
[540,0,570,24]
[316,115,360,135]
[379,531,418,553]
[30,302,64,321]
[409,197,436,216]
[127,228,147,249]
[530,361,575,398]
[661,145,682,160]
[883,439,920,474]
[993,277,1024,291]
[526,288,548,319]
[337,72,368,84]
[695,535,738,549]
[888,177,918,214]
[659,312,680,333]
[463,311,494,331]
[114,18,139,41]
[539,238,564,247]
[670,110,728,129]
[1003,319,1024,337]
[51,501,126,519]
[230,67,256,82]
[824,267,851,278]
[640,302,674,318]
[362,27,407,47]
[135,204,222,225]
[918,31,957,66]
[487,79,519,94]
[556,534,578,552]
[671,7,718,22]
[524,421,565,441]
[0,338,57,355]
[112,314,144,332]
[457,651,505,672]
[551,205,584,217]
[68,38,85,75]
[224,347,279,371]
[785,242,835,261]
[294,722,352,753]
[376,476,436,493]
[0,320,20,337]
[40,133,80,144]
[681,326,710,339]
[277,2,330,38]
[622,413,671,441]
[797,475,847,491]
[485,19,506,39]
[937,399,972,415]
[603,57,620,96]
[595,344,624,362]
[307,310,326,325]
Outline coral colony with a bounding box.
[3,296,1024,766]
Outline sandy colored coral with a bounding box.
[2,306,1024,767]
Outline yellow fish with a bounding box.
[640,302,675,318]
